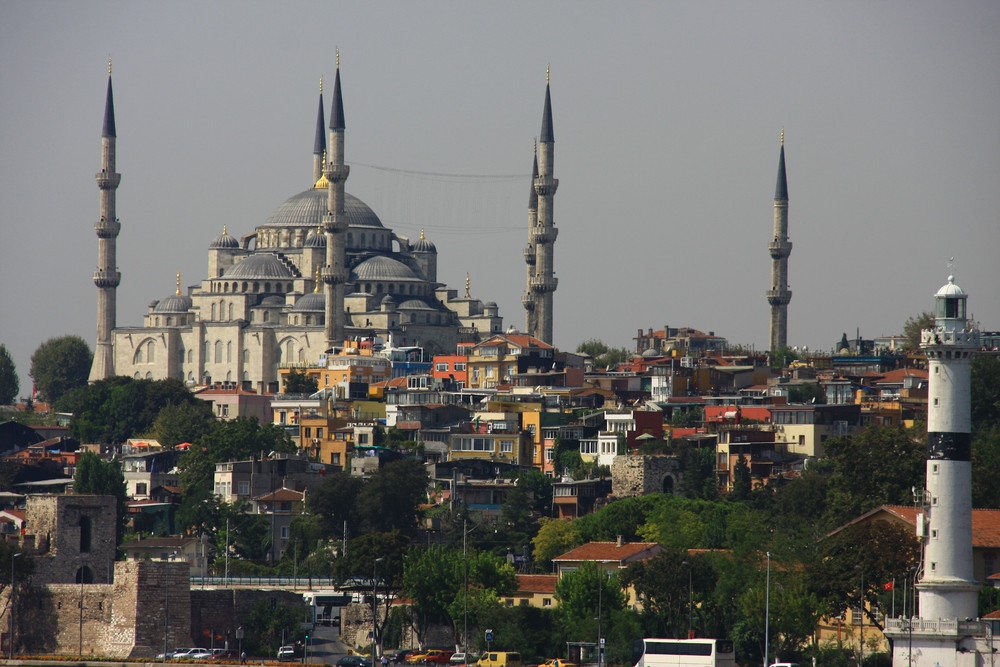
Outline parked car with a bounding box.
[278,646,296,662]
[157,649,193,660]
[477,653,522,667]
[168,649,202,661]
[450,653,479,665]
[211,649,239,661]
[338,656,373,667]
[539,660,576,667]
[424,651,456,664]
[387,650,414,665]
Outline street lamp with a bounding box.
[682,561,693,639]
[9,552,21,659]
[907,566,917,667]
[855,565,864,667]
[596,561,613,667]
[372,557,384,664]
[763,552,770,667]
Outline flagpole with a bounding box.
[891,579,895,618]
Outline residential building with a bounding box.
[432,354,468,387]
[551,477,612,519]
[212,453,327,504]
[195,385,273,422]
[770,404,862,458]
[466,334,555,389]
[252,487,305,559]
[122,450,180,500]
[502,574,558,608]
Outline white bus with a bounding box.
[631,639,736,667]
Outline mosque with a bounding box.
[87,56,563,393]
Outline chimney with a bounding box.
[616,535,623,547]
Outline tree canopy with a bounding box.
[903,311,935,351]
[30,335,92,403]
[283,369,318,394]
[0,344,19,405]
[74,451,129,543]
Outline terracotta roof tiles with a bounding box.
[552,541,662,563]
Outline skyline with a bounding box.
[2,2,999,393]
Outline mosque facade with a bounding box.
[91,62,514,393]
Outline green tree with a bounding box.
[973,428,1000,508]
[972,354,1000,432]
[621,549,714,638]
[241,598,307,657]
[199,416,296,462]
[0,344,19,404]
[824,425,925,525]
[73,451,129,543]
[787,383,826,404]
[903,312,935,351]
[356,458,428,535]
[769,346,798,369]
[153,401,215,448]
[575,339,631,369]
[555,562,625,650]
[29,335,92,403]
[730,454,752,501]
[576,339,611,358]
[306,472,364,542]
[283,369,318,394]
[531,518,581,565]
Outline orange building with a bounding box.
[432,354,468,387]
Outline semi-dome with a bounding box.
[350,255,419,282]
[210,226,240,249]
[153,294,192,313]
[263,189,384,229]
[936,275,966,297]
[259,296,285,306]
[397,299,435,310]
[293,293,325,311]
[223,253,297,280]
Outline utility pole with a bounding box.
[78,574,86,657]
[9,552,21,659]
[763,552,770,667]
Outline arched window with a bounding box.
[211,303,217,319]
[376,284,383,294]
[286,340,294,361]
[298,349,305,362]
[663,476,674,494]
[134,346,144,364]
[242,282,248,292]
[265,282,271,293]
[188,350,194,363]
[250,311,255,322]
[361,233,366,247]
[365,283,372,293]
[79,517,92,553]
[226,370,232,382]
[227,341,232,363]
[134,372,141,380]
[166,317,172,326]
[243,371,249,381]
[188,371,194,381]
[229,303,234,320]
[244,349,250,363]
[305,316,311,325]
[220,301,226,321]
[388,284,394,294]
[263,311,270,323]
[75,566,94,584]
[204,340,210,359]
[253,282,260,292]
[154,317,159,326]
[215,340,223,364]
[146,340,155,363]
[224,283,229,293]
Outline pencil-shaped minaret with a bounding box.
[89,58,122,382]
[522,142,539,335]
[767,130,792,352]
[322,51,350,350]
[313,77,326,184]
[917,275,980,622]
[529,67,559,345]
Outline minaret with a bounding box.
[322,50,350,350]
[313,77,326,184]
[529,67,559,345]
[766,130,792,352]
[917,275,980,622]
[521,141,539,335]
[89,58,122,382]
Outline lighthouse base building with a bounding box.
[884,276,986,667]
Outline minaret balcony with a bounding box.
[95,172,121,189]
[530,276,558,293]
[95,219,121,238]
[533,176,559,197]
[320,266,348,285]
[521,293,535,309]
[768,240,792,259]
[766,289,792,306]
[322,214,349,234]
[323,163,351,183]
[529,227,559,244]
[920,328,981,351]
[93,270,121,288]
[523,247,536,264]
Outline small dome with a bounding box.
[350,255,419,282]
[381,295,395,305]
[936,275,966,297]
[304,230,326,248]
[293,293,325,311]
[397,299,434,310]
[210,226,240,249]
[223,253,297,280]
[642,348,661,358]
[154,294,193,313]
[484,301,497,309]
[259,296,285,306]
[412,230,437,252]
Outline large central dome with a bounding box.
[263,188,384,229]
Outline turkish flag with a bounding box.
[883,582,894,591]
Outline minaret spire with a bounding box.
[322,51,350,350]
[766,131,792,352]
[313,77,326,182]
[528,69,559,344]
[90,62,123,382]
[522,140,539,334]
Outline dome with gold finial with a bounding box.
[412,229,436,253]
[153,272,193,313]
[210,225,240,249]
[304,225,326,248]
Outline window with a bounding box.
[305,427,312,438]
[454,362,466,371]
[215,341,223,363]
[500,440,514,453]
[436,363,449,372]
[454,437,494,452]
[79,517,92,553]
[238,481,250,496]
[280,526,289,539]
[221,404,229,417]
[331,453,340,465]
[227,341,232,363]
[316,428,323,438]
[543,598,552,606]
[358,434,369,444]
[146,340,155,362]
[545,448,555,461]
[136,483,148,496]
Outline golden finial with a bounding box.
[420,229,425,240]
[336,47,340,69]
[223,225,227,236]
[314,268,321,293]
[319,76,323,95]
[176,271,181,296]
[780,127,784,145]
[546,64,550,84]
[317,224,322,235]
[108,56,112,76]
[465,273,471,299]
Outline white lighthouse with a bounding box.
[886,275,984,667]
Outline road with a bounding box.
[305,621,349,664]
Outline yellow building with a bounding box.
[466,334,554,389]
[447,430,532,466]
[278,339,390,393]
[502,574,558,609]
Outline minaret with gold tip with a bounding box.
[322,49,350,350]
[529,66,559,345]
[313,77,326,184]
[767,129,792,352]
[522,140,539,335]
[89,58,122,382]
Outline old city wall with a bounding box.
[611,454,682,498]
[342,602,449,652]
[190,589,305,648]
[28,495,117,584]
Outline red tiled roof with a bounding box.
[478,334,553,350]
[254,488,306,502]
[984,609,1000,618]
[4,510,26,521]
[553,541,662,563]
[517,574,557,594]
[874,369,929,385]
[828,505,1000,548]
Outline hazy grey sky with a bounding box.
[2,2,998,394]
